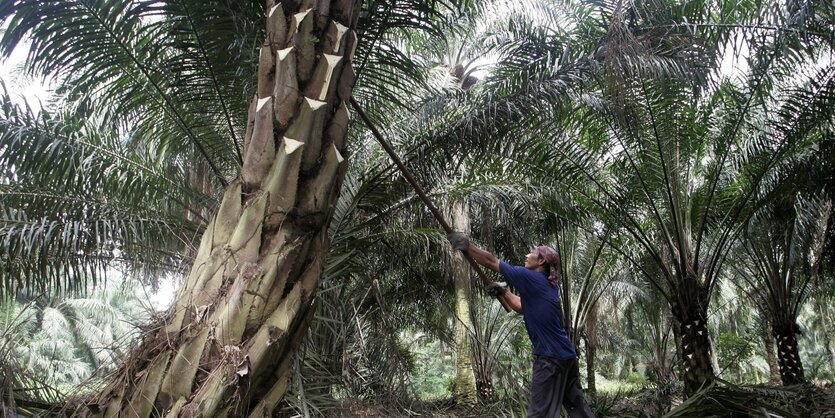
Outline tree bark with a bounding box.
[450,201,477,407]
[671,282,715,396]
[583,336,596,395]
[772,321,806,385]
[78,1,360,416]
[671,313,683,382]
[760,319,781,384]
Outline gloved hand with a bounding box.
[486,281,507,297]
[447,232,470,252]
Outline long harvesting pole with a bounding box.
[349,97,512,312]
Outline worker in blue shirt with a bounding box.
[448,232,595,418]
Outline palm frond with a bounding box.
[0,88,207,293]
[0,0,264,183]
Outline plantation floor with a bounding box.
[333,382,835,417]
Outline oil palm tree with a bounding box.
[1,0,468,415]
[0,295,64,414]
[732,194,832,384]
[548,221,626,393]
[578,66,834,395]
[1,278,150,388]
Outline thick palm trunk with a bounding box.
[450,201,477,407]
[79,2,359,416]
[760,319,781,384]
[772,320,805,385]
[671,280,715,395]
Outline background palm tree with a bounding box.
[540,0,835,392]
[733,194,832,384]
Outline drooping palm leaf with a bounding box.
[0,88,208,293]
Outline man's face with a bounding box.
[524,250,543,270]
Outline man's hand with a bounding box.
[485,281,507,297]
[447,232,470,252]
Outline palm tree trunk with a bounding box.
[584,335,597,395]
[77,2,360,416]
[772,320,805,385]
[671,282,715,395]
[584,300,599,395]
[672,313,683,381]
[760,319,781,384]
[451,201,477,407]
[677,317,713,394]
[818,300,835,374]
[658,309,674,384]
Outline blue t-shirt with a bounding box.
[499,261,576,360]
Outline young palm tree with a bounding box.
[552,222,624,393]
[733,195,832,384]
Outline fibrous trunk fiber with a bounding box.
[672,294,715,396]
[772,322,806,385]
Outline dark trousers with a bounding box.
[527,356,596,418]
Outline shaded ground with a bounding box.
[334,381,835,417]
[339,400,509,417]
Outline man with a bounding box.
[448,232,595,418]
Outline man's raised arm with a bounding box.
[447,232,500,272]
[448,232,521,313]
